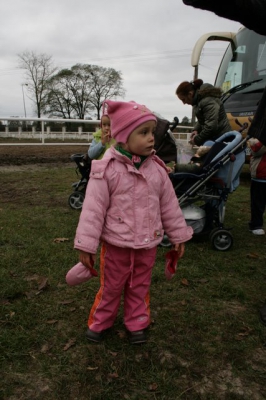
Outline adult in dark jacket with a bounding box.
[249,138,266,235]
[176,79,232,146]
[182,0,266,325]
[249,138,266,325]
[182,0,266,146]
[182,0,266,36]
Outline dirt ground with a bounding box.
[0,144,251,181]
[0,145,87,166]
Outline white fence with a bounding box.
[0,116,191,145]
[0,117,99,146]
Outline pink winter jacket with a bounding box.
[74,147,193,254]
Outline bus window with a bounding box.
[216,29,266,88]
[222,62,243,91]
[191,27,266,152]
[257,43,266,75]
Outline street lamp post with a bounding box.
[21,84,28,131]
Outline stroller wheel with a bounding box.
[159,235,172,248]
[68,191,85,210]
[210,229,233,251]
[208,227,220,239]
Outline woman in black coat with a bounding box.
[176,79,231,146]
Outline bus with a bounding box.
[191,27,266,132]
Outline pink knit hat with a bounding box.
[103,100,156,143]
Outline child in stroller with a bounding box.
[174,144,212,173]
[161,129,248,251]
[68,116,180,210]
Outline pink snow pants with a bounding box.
[88,242,157,333]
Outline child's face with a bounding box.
[101,116,111,135]
[123,120,156,156]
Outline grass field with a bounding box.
[0,160,266,400]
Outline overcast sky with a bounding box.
[0,0,241,122]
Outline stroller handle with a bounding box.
[211,131,244,162]
[70,153,86,162]
[169,117,179,132]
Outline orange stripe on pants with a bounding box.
[88,242,157,332]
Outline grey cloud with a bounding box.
[0,0,241,121]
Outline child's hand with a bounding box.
[101,131,111,145]
[165,161,176,173]
[174,242,185,258]
[189,131,198,145]
[79,250,96,270]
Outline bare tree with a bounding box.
[45,64,125,119]
[89,65,125,119]
[45,69,79,119]
[18,51,57,118]
[45,64,95,119]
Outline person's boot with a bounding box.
[128,330,147,344]
[86,328,103,343]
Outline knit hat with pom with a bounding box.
[103,100,156,143]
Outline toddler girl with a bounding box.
[88,114,115,160]
[74,100,193,344]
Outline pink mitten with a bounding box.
[165,250,179,280]
[66,262,98,286]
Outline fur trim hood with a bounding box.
[193,83,223,104]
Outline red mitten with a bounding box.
[165,250,180,280]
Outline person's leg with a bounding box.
[249,180,266,231]
[88,243,132,334]
[260,302,266,325]
[123,247,157,334]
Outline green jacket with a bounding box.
[192,83,232,146]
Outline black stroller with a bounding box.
[68,117,179,210]
[68,154,91,210]
[162,128,248,251]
